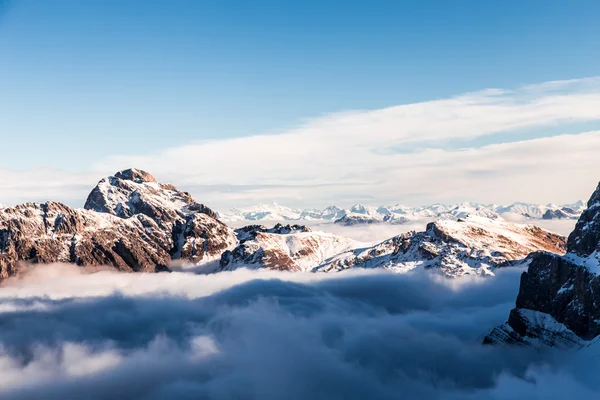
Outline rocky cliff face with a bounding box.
[84,168,235,264]
[485,182,600,347]
[219,224,358,272]
[315,216,567,278]
[334,214,381,226]
[0,169,236,278]
[233,223,312,242]
[566,183,600,258]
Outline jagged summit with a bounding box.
[566,182,600,258]
[84,168,199,218]
[114,168,157,183]
[84,168,222,228]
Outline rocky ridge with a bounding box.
[485,182,600,347]
[315,216,567,278]
[0,169,236,278]
[219,224,358,272]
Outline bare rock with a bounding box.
[0,169,236,278]
[485,181,600,347]
[219,224,355,272]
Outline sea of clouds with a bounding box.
[0,264,599,399]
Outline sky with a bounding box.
[1,0,600,209]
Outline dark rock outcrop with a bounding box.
[485,182,600,346]
[0,169,236,278]
[219,224,354,272]
[484,308,583,348]
[234,223,312,242]
[542,207,580,220]
[334,214,380,226]
[566,184,600,257]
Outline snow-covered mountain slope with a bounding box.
[0,169,236,279]
[495,200,586,219]
[334,213,383,226]
[335,203,502,226]
[299,205,346,221]
[218,200,585,224]
[84,168,237,265]
[314,216,567,278]
[219,224,360,272]
[217,203,306,222]
[484,182,600,347]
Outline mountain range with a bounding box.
[0,168,570,280]
[218,200,586,225]
[314,216,566,278]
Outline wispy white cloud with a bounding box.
[1,77,600,208]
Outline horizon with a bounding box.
[219,198,588,214]
[0,165,591,212]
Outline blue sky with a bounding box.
[1,0,600,207]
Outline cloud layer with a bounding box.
[2,77,600,208]
[0,265,599,399]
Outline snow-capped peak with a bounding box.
[219,202,304,222]
[315,214,566,278]
[218,200,586,224]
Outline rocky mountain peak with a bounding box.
[566,182,600,257]
[317,215,566,277]
[0,169,237,278]
[114,168,157,183]
[84,169,218,222]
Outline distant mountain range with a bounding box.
[218,200,586,225]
